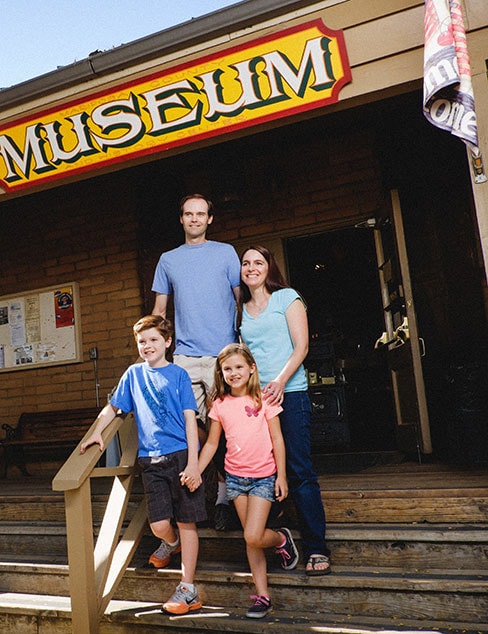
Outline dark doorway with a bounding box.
[286,229,397,452]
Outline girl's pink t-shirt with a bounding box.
[208,394,283,478]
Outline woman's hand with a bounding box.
[263,380,285,405]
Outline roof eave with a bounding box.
[0,0,310,109]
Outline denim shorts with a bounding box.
[226,472,276,502]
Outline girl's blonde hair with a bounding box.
[211,343,262,409]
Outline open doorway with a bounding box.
[286,228,397,453]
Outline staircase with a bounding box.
[0,458,487,633]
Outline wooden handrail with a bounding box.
[52,413,147,634]
[52,414,125,491]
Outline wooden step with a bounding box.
[323,523,488,571]
[1,562,487,629]
[164,524,488,572]
[1,461,486,631]
[1,591,488,634]
[1,460,487,525]
[2,522,487,573]
[118,565,488,625]
[2,484,488,524]
[0,491,143,523]
[319,463,488,523]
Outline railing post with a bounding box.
[65,480,99,633]
[53,414,144,633]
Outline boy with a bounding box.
[80,315,206,615]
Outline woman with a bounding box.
[237,245,331,576]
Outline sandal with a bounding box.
[306,554,331,576]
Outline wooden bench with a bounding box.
[0,407,100,477]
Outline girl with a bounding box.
[196,342,298,618]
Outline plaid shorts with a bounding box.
[138,449,207,524]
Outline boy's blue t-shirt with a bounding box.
[110,362,198,457]
[151,240,240,356]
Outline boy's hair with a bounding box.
[133,315,173,341]
[179,193,214,216]
[211,343,262,409]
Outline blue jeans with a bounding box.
[280,391,329,558]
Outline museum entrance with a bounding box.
[286,226,398,456]
[135,88,487,465]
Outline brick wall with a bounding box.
[0,123,384,430]
[200,128,384,263]
[1,95,486,467]
[0,171,144,427]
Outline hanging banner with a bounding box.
[0,20,351,194]
[423,0,487,183]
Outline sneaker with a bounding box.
[246,594,272,618]
[162,582,202,615]
[148,535,181,569]
[275,527,299,570]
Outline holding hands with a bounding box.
[179,465,202,492]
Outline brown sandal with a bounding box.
[306,554,331,576]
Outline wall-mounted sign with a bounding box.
[0,19,351,194]
[0,282,82,372]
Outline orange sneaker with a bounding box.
[148,536,181,569]
[162,583,202,615]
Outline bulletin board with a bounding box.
[0,282,82,372]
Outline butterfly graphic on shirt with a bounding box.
[245,405,259,417]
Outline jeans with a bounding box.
[280,391,329,558]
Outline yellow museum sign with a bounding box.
[0,20,351,193]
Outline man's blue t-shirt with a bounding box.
[152,240,240,356]
[110,362,198,457]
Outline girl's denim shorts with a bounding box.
[225,472,276,502]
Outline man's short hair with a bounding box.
[179,193,214,216]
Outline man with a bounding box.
[151,193,240,543]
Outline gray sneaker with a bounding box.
[148,535,180,568]
[162,583,202,615]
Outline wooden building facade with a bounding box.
[0,0,487,469]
